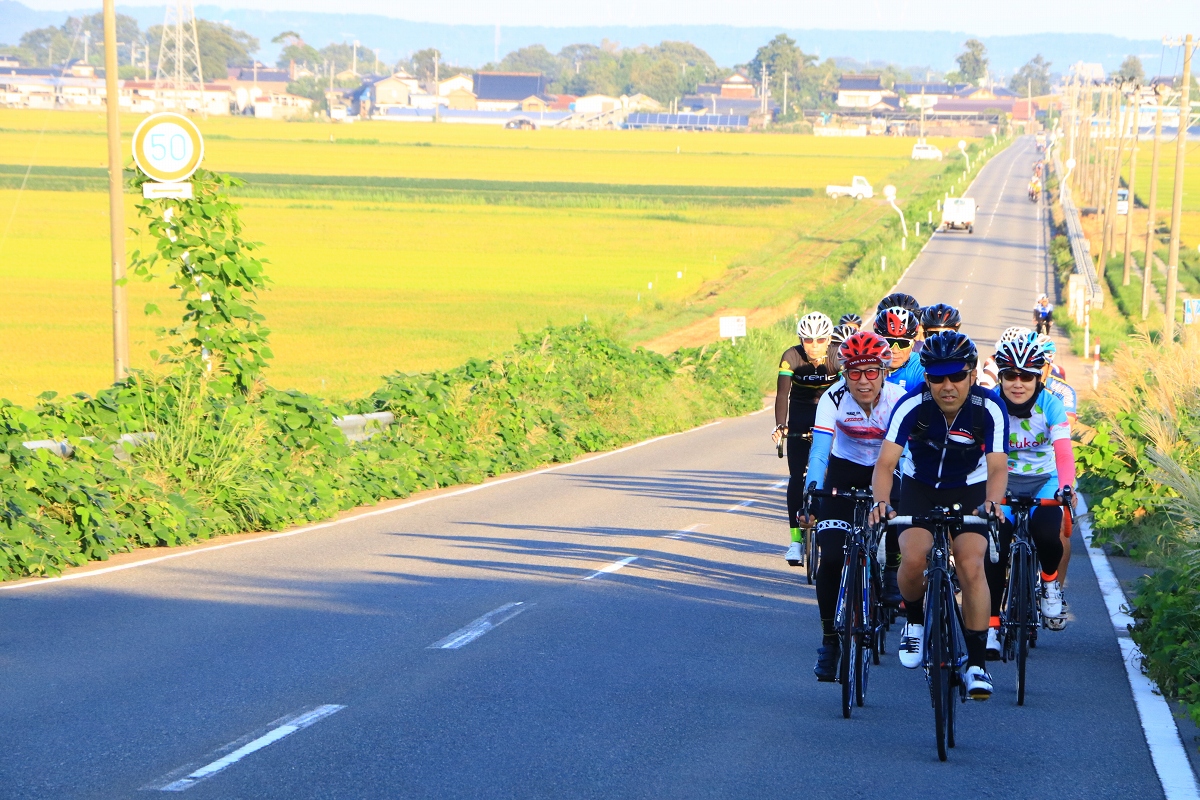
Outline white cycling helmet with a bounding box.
[995,326,1032,351]
[1035,333,1056,360]
[797,312,834,339]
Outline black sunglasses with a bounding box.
[927,370,970,384]
[999,369,1038,383]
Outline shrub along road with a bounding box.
[0,137,1184,798]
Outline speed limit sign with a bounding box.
[132,112,204,197]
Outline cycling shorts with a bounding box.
[896,478,987,539]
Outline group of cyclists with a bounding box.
[1028,160,1044,202]
[772,290,1079,704]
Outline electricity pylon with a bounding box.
[153,0,204,112]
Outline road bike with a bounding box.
[806,486,888,719]
[999,487,1073,705]
[886,505,998,761]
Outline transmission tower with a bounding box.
[153,0,204,112]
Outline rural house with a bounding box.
[473,71,545,111]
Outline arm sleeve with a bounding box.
[982,396,1010,453]
[806,430,834,491]
[1053,438,1076,488]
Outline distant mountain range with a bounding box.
[0,1,1167,78]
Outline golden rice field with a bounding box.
[0,108,962,404]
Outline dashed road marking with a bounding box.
[582,556,638,581]
[148,704,345,792]
[428,602,529,649]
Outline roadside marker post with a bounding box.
[719,315,746,347]
[1093,340,1101,391]
[133,112,205,199]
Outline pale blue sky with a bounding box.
[17,0,1200,39]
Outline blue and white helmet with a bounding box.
[995,334,1049,374]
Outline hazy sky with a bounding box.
[18,0,1200,39]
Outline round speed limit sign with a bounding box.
[132,112,204,183]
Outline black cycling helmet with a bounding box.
[919,330,979,373]
[877,292,921,315]
[920,303,962,331]
[873,306,920,340]
[838,312,863,329]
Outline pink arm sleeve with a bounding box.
[1053,438,1076,489]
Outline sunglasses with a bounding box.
[927,370,970,384]
[999,369,1038,383]
[846,367,882,381]
[884,337,913,350]
[802,337,830,345]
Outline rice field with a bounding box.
[0,108,963,404]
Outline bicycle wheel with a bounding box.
[857,561,870,706]
[927,576,948,762]
[944,582,958,749]
[1015,550,1032,706]
[840,548,859,719]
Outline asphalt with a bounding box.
[0,137,1178,799]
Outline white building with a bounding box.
[574,94,621,114]
[437,73,474,96]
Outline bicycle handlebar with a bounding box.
[883,510,1000,563]
[805,486,874,501]
[886,515,989,526]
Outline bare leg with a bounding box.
[951,532,991,631]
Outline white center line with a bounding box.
[666,523,705,540]
[152,704,345,792]
[582,556,638,581]
[427,602,529,649]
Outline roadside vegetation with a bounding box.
[1074,334,1200,729]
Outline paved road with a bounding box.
[0,138,1177,798]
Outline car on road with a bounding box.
[911,143,943,161]
[940,197,976,233]
[826,176,874,200]
[1117,188,1129,215]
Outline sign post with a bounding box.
[719,315,747,346]
[132,112,205,198]
[1184,298,1200,326]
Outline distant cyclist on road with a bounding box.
[1033,294,1054,334]
[984,335,1076,656]
[774,312,839,566]
[920,303,962,338]
[869,331,1010,700]
[798,332,906,681]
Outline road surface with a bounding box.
[0,137,1188,798]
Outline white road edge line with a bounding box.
[154,704,345,792]
[1,419,730,593]
[666,523,705,540]
[582,556,638,581]
[1080,515,1200,799]
[427,602,529,649]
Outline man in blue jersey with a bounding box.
[869,331,1010,700]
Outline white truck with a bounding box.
[826,176,873,200]
[940,197,976,233]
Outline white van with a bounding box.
[1117,188,1129,215]
[912,143,943,161]
[941,197,976,233]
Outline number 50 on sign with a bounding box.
[132,112,205,198]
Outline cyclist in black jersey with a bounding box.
[775,312,839,565]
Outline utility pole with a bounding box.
[1090,86,1109,205]
[1142,91,1165,319]
[1165,33,1193,343]
[782,70,789,117]
[1081,84,1095,201]
[1102,83,1129,271]
[1028,77,1033,134]
[1122,89,1139,285]
[103,0,128,380]
[920,85,926,139]
[352,40,358,76]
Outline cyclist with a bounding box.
[1033,294,1054,334]
[877,292,922,317]
[774,312,839,565]
[798,332,906,680]
[920,303,962,337]
[1028,177,1042,202]
[869,331,1009,700]
[984,335,1075,655]
[838,313,864,332]
[829,324,857,365]
[873,305,926,602]
[978,326,1031,391]
[1036,332,1081,603]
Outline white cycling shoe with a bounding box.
[985,628,1001,661]
[1040,579,1064,618]
[964,665,994,700]
[785,542,802,567]
[898,622,925,669]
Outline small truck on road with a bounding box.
[940,197,976,233]
[826,176,874,200]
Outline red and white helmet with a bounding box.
[838,331,894,370]
[872,306,919,339]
